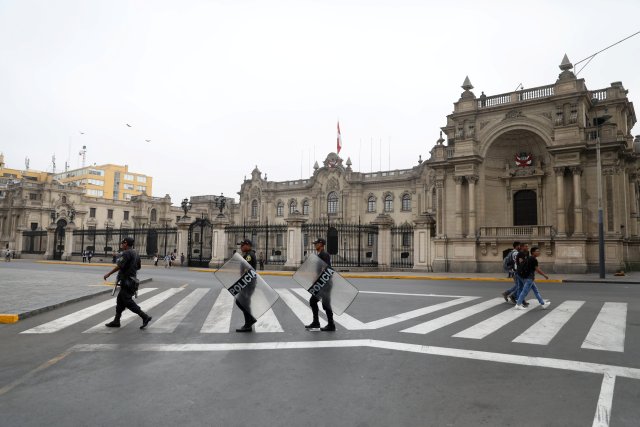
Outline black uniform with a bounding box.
[236,249,257,327]
[309,250,334,328]
[113,249,149,322]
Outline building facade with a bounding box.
[52,164,153,201]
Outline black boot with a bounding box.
[320,323,336,332]
[305,320,320,329]
[236,318,256,333]
[140,314,152,329]
[105,315,121,328]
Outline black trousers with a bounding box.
[309,294,333,324]
[235,283,257,325]
[115,286,145,319]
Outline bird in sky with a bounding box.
[79,131,85,135]
[126,124,132,127]
[145,139,151,143]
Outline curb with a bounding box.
[37,261,113,267]
[0,278,153,324]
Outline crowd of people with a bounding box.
[501,241,551,310]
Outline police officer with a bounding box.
[235,239,258,332]
[103,237,152,329]
[305,238,336,332]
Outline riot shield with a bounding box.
[292,253,358,316]
[214,252,279,321]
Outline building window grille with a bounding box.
[276,202,284,217]
[367,196,376,212]
[327,192,338,214]
[90,208,96,218]
[251,200,258,218]
[401,194,411,211]
[107,209,113,219]
[124,211,129,221]
[367,233,375,246]
[150,209,157,222]
[302,200,309,215]
[384,194,393,212]
[289,200,297,214]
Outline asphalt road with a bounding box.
[0,263,638,426]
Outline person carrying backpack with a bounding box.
[501,242,521,301]
[514,246,551,310]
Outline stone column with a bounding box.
[571,167,584,235]
[14,226,26,258]
[62,222,76,260]
[372,214,394,269]
[210,215,230,268]
[466,175,478,237]
[630,176,639,237]
[435,180,444,236]
[454,176,464,237]
[413,214,435,270]
[284,213,307,268]
[43,223,57,260]
[554,167,566,236]
[176,216,191,262]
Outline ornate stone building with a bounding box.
[235,56,639,273]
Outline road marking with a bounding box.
[0,349,72,397]
[401,298,504,335]
[453,300,536,339]
[68,339,640,380]
[200,290,234,333]
[276,289,315,325]
[147,288,210,333]
[593,373,615,427]
[20,289,158,334]
[582,302,627,352]
[84,288,184,333]
[512,300,585,346]
[255,309,284,333]
[289,288,369,329]
[359,291,474,298]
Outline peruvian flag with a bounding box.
[337,121,342,154]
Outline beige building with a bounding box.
[53,164,152,201]
[235,56,639,273]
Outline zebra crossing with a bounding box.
[19,287,629,352]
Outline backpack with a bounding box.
[502,250,516,272]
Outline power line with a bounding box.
[575,30,640,75]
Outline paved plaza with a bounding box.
[0,261,639,426]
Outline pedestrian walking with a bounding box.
[180,252,185,266]
[5,246,11,262]
[82,250,87,263]
[305,238,336,332]
[87,251,93,263]
[258,251,265,270]
[515,246,551,310]
[164,254,171,268]
[153,254,158,266]
[103,237,152,329]
[501,242,520,298]
[235,239,258,332]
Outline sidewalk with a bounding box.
[0,263,151,323]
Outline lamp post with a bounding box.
[181,198,192,219]
[592,98,611,279]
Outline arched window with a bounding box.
[251,200,258,218]
[367,196,376,213]
[276,202,284,217]
[150,208,157,222]
[302,200,309,215]
[327,192,338,214]
[401,194,411,211]
[289,200,297,214]
[384,194,393,212]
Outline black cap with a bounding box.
[312,238,326,245]
[238,239,253,246]
[122,237,134,247]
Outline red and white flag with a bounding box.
[337,121,342,154]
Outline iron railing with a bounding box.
[391,224,414,268]
[72,226,177,258]
[302,221,379,267]
[21,230,47,254]
[225,222,288,265]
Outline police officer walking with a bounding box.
[103,237,152,329]
[235,239,258,332]
[305,238,336,332]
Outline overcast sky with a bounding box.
[1,0,639,204]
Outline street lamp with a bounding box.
[214,193,226,217]
[181,198,192,218]
[592,98,611,279]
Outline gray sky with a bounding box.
[1,0,639,204]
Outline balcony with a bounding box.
[478,226,555,240]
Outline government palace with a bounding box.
[2,56,638,273]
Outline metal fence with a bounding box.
[72,227,178,258]
[391,224,414,268]
[225,223,288,265]
[302,221,379,267]
[22,230,47,254]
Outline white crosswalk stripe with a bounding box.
[147,288,210,333]
[254,309,284,333]
[84,288,185,333]
[453,300,537,339]
[582,302,627,352]
[401,298,504,335]
[276,288,315,325]
[289,288,369,329]
[20,288,157,334]
[513,300,585,346]
[200,290,234,333]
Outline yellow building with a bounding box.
[0,153,51,184]
[53,164,152,201]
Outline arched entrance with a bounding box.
[188,218,213,267]
[53,219,67,260]
[513,190,537,225]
